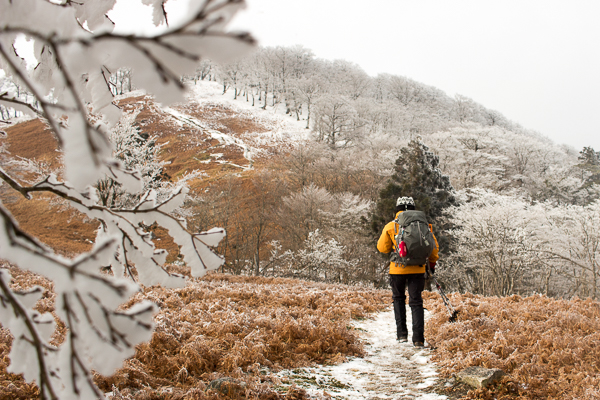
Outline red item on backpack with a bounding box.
[398,241,407,257]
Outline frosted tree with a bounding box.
[95,109,204,209]
[445,189,549,296]
[95,110,161,208]
[453,94,479,124]
[543,201,600,299]
[0,1,254,399]
[107,67,132,95]
[427,125,512,191]
[312,94,366,148]
[194,59,215,82]
[332,60,372,100]
[388,75,424,107]
[446,190,600,298]
[0,74,41,120]
[295,229,355,281]
[426,124,588,204]
[221,59,246,99]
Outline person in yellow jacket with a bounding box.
[377,196,439,347]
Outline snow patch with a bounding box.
[184,81,312,147]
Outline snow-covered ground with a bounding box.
[149,80,313,170]
[184,81,311,145]
[277,307,448,399]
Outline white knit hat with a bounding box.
[396,196,415,207]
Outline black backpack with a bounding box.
[392,210,435,266]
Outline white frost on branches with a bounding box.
[0,0,254,398]
[444,188,600,299]
[296,229,355,276]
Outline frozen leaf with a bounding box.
[141,0,168,27]
[0,204,158,398]
[72,0,117,32]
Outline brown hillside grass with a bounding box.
[426,292,600,399]
[1,192,97,256]
[178,102,268,138]
[115,96,253,181]
[0,118,97,257]
[1,119,61,171]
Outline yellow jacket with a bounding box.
[377,211,439,275]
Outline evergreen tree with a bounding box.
[371,139,457,252]
[574,146,600,205]
[577,146,600,185]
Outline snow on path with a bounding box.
[278,306,448,399]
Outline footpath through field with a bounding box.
[277,307,449,399]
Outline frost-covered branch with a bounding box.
[0,273,58,400]
[1,169,225,281]
[0,91,44,118]
[0,0,254,398]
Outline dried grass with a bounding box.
[95,273,390,399]
[1,119,61,171]
[1,192,97,257]
[0,268,390,399]
[3,267,599,399]
[113,96,253,181]
[179,103,268,137]
[425,292,600,399]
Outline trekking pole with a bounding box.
[426,262,459,323]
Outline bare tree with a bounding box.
[293,76,322,128]
[108,68,133,95]
[313,94,365,148]
[246,171,285,275]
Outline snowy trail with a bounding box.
[278,307,448,399]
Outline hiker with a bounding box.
[377,196,439,347]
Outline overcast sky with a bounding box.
[228,0,600,152]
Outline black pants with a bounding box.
[389,273,425,343]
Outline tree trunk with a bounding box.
[262,85,268,110]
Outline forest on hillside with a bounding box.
[3,43,600,300]
[182,46,600,300]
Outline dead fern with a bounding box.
[426,292,600,399]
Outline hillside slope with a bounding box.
[0,81,307,257]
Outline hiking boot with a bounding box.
[397,335,408,343]
[413,341,425,348]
